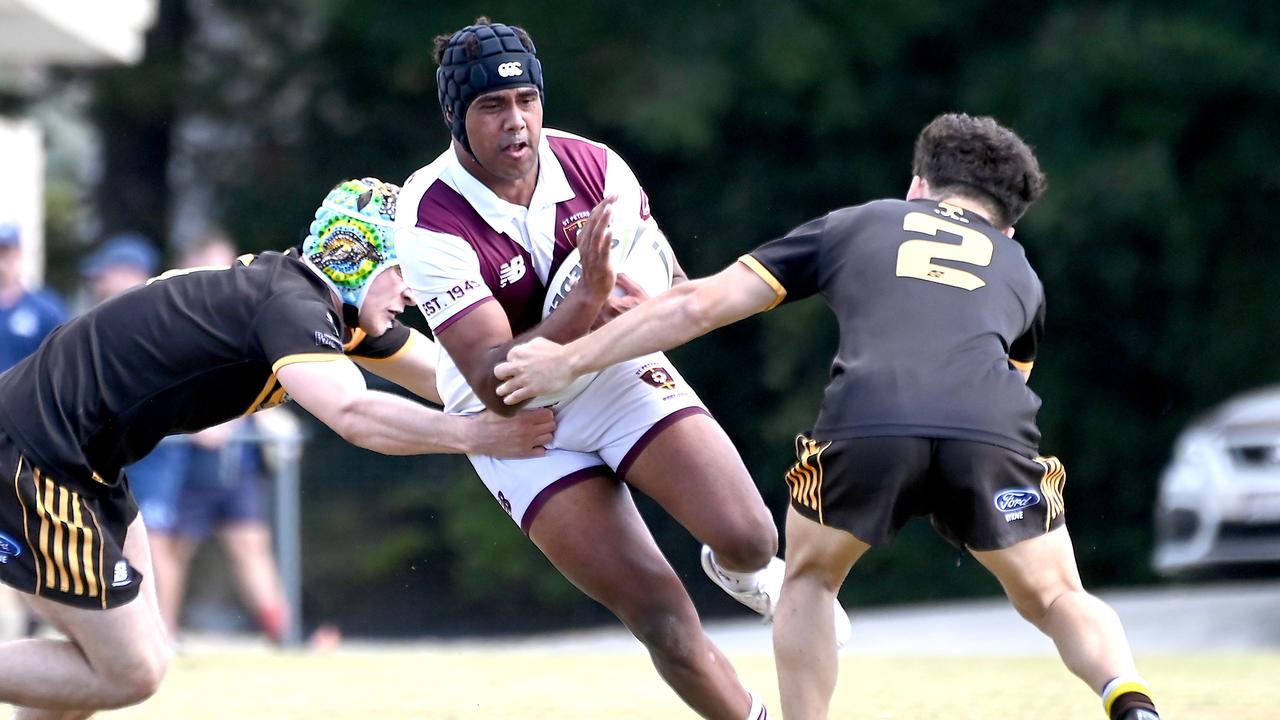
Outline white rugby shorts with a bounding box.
[468,351,708,533]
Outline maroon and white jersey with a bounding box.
[397,128,662,414]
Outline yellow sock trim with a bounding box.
[1103,679,1152,717]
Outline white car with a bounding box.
[1153,386,1280,575]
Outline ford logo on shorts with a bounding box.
[993,489,1041,512]
[0,531,22,563]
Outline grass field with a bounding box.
[11,644,1272,719]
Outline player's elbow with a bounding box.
[673,283,720,336]
[325,398,382,450]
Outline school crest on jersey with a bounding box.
[638,366,677,391]
[561,210,590,244]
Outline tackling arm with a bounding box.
[277,357,554,457]
[495,261,778,404]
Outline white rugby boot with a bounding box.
[700,544,852,648]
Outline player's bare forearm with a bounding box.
[452,281,611,416]
[563,280,726,376]
[278,358,551,456]
[337,390,553,457]
[495,263,777,404]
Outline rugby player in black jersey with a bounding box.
[0,177,553,718]
[495,115,1159,720]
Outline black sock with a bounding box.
[1110,691,1157,720]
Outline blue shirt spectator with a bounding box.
[0,222,67,372]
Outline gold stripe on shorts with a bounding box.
[72,496,99,599]
[785,436,832,524]
[1035,456,1067,532]
[30,469,101,600]
[33,468,54,593]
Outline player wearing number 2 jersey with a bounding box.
[495,113,1160,720]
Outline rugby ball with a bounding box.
[541,226,675,318]
[526,225,675,408]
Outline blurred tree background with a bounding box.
[21,0,1280,635]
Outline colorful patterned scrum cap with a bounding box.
[303,177,401,309]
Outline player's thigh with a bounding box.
[27,513,167,667]
[970,526,1085,615]
[782,505,869,592]
[613,411,775,555]
[25,588,166,663]
[527,472,694,619]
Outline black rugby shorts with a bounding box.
[0,432,143,609]
[784,434,1066,550]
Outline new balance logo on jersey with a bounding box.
[497,62,523,78]
[499,256,527,287]
[112,561,131,587]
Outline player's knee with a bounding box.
[630,609,700,668]
[1009,586,1077,628]
[708,528,777,572]
[104,647,169,707]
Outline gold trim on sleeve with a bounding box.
[737,255,787,310]
[270,353,344,374]
[352,328,420,363]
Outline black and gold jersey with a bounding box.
[742,198,1045,454]
[0,250,411,488]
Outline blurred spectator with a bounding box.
[0,222,67,371]
[0,221,67,639]
[81,231,160,304]
[145,234,296,646]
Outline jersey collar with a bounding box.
[442,132,576,235]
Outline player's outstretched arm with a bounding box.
[495,261,777,404]
[278,357,554,457]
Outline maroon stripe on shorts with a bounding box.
[520,465,610,535]
[615,407,710,482]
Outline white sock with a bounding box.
[746,691,768,720]
[707,550,768,593]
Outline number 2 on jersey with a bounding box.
[895,211,993,291]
